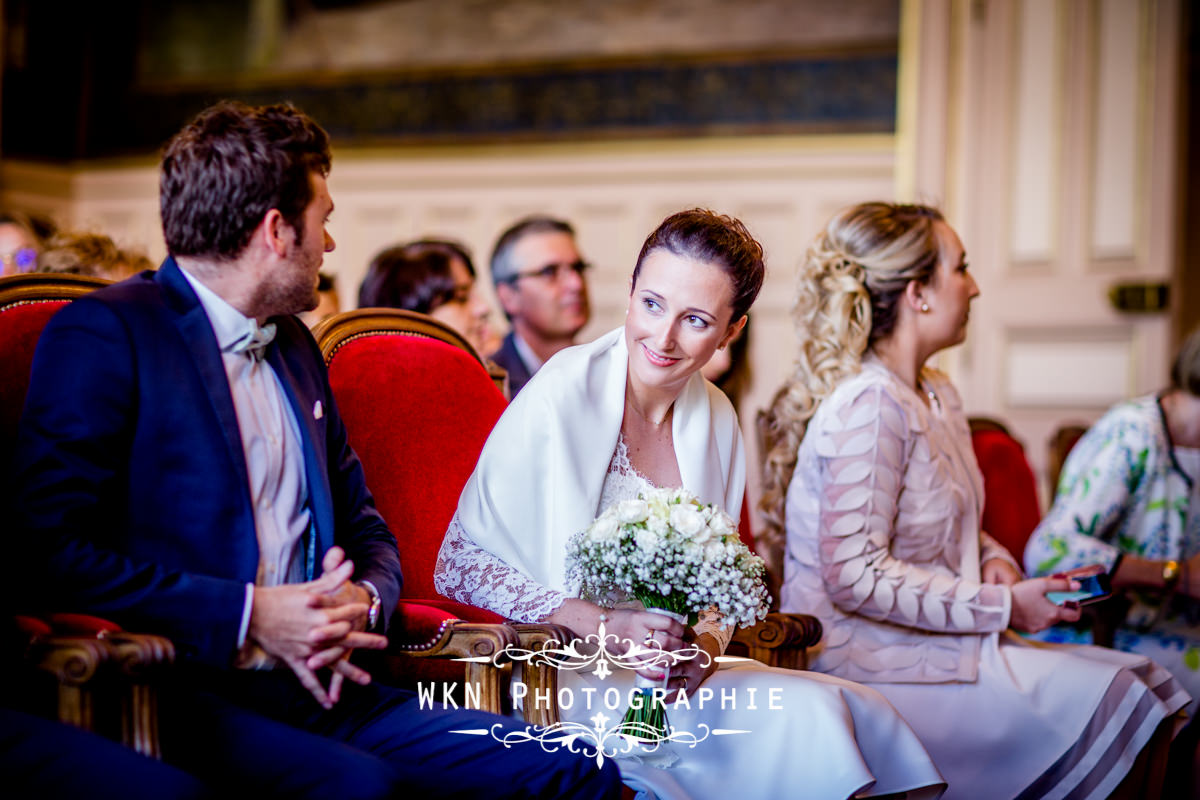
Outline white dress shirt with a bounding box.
[180,268,311,654]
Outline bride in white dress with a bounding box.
[435,209,945,799]
[760,201,1189,799]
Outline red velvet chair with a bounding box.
[315,309,566,723]
[968,417,1042,562]
[2,273,174,757]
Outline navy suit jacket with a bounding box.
[487,331,534,398]
[15,258,402,668]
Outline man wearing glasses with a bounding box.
[488,216,591,397]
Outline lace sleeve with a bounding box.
[814,384,1009,633]
[434,513,567,623]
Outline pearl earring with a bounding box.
[920,303,930,312]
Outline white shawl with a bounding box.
[455,326,746,593]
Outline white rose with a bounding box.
[669,504,705,537]
[635,528,660,552]
[708,512,735,538]
[591,516,620,541]
[616,499,649,524]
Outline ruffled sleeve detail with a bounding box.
[813,382,1009,634]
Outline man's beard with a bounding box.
[253,265,318,318]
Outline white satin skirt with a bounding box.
[868,632,1189,800]
[544,656,946,800]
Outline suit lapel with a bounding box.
[502,332,533,389]
[157,259,253,497]
[267,327,335,573]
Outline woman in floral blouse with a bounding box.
[1026,327,1200,708]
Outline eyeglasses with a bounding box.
[0,247,37,274]
[504,260,590,284]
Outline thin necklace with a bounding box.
[627,395,673,428]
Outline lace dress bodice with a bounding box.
[436,434,731,649]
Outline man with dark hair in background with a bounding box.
[13,100,619,800]
[488,216,591,396]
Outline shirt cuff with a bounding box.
[237,582,255,648]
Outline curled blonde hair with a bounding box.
[758,202,944,552]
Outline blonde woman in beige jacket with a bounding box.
[763,202,1188,800]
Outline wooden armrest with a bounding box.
[25,631,175,758]
[26,636,112,732]
[510,623,575,727]
[102,633,176,677]
[391,619,519,659]
[388,620,518,714]
[26,635,111,687]
[730,612,822,670]
[100,633,174,758]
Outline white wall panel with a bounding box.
[1089,0,1141,260]
[1004,331,1133,407]
[1009,0,1061,263]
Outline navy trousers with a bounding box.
[162,668,621,799]
[0,708,209,799]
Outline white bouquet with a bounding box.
[565,487,770,742]
[566,486,770,628]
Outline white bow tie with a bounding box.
[229,321,277,362]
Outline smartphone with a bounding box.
[1046,570,1112,607]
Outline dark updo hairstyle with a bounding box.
[632,208,765,322]
[358,245,457,313]
[1171,326,1200,397]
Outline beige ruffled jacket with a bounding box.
[780,357,1020,684]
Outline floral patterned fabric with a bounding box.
[1025,393,1200,707]
[1025,394,1198,574]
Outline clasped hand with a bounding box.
[248,546,388,709]
[603,608,718,696]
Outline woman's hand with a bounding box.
[664,631,721,698]
[982,558,1021,587]
[604,608,687,680]
[1009,577,1082,633]
[545,599,688,680]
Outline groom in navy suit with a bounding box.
[14,101,619,799]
